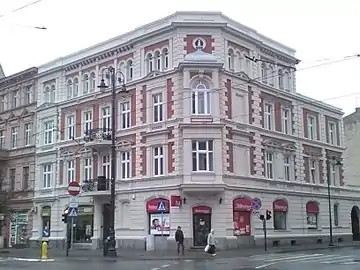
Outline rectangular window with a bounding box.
[67,116,75,140]
[192,88,211,115]
[120,102,131,129]
[24,123,32,146]
[281,108,290,134]
[307,115,317,140]
[153,146,164,176]
[120,151,131,179]
[101,107,111,131]
[284,156,290,181]
[153,93,163,122]
[10,168,16,191]
[264,103,273,130]
[334,204,339,226]
[265,152,274,179]
[273,212,287,230]
[43,164,52,188]
[25,86,32,104]
[12,91,19,108]
[330,164,337,186]
[102,155,111,179]
[328,122,336,145]
[192,140,214,172]
[67,160,75,183]
[83,158,92,182]
[44,121,54,145]
[11,126,18,149]
[2,94,8,111]
[83,111,93,134]
[310,159,317,183]
[0,130,4,149]
[23,166,29,190]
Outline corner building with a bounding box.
[31,12,359,250]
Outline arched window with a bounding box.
[334,203,339,226]
[278,69,284,89]
[261,63,267,83]
[154,51,161,71]
[67,80,73,98]
[118,62,125,84]
[90,72,96,91]
[228,49,235,70]
[44,86,50,102]
[284,71,290,91]
[268,65,274,86]
[83,74,89,94]
[162,48,169,70]
[50,85,56,102]
[73,78,79,97]
[191,78,211,115]
[146,53,153,74]
[126,60,133,81]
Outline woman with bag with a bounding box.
[205,229,217,256]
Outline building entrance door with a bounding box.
[192,206,212,247]
[102,204,111,242]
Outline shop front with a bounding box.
[9,212,28,247]
[306,201,319,229]
[146,198,170,236]
[41,206,51,238]
[232,197,252,236]
[73,206,94,243]
[192,205,212,246]
[273,199,288,230]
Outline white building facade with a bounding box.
[30,12,360,250]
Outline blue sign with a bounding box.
[157,200,166,212]
[251,198,262,210]
[42,228,50,237]
[68,207,78,217]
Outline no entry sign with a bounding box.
[68,181,80,196]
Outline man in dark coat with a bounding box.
[175,226,184,256]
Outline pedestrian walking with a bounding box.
[206,229,217,256]
[175,226,185,256]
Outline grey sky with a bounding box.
[0,0,359,115]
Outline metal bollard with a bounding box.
[41,241,48,259]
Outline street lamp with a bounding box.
[98,66,127,257]
[326,155,342,246]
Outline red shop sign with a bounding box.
[170,195,182,207]
[192,205,212,214]
[273,199,288,212]
[233,197,252,211]
[146,198,170,213]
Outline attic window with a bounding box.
[192,38,206,50]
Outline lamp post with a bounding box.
[98,66,127,257]
[326,156,342,246]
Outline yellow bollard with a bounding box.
[41,241,48,260]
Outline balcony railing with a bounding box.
[82,176,110,192]
[84,128,112,142]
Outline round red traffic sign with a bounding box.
[68,181,80,196]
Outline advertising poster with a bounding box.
[150,213,170,235]
[306,213,317,228]
[233,211,251,236]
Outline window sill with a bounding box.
[191,171,215,175]
[273,229,290,232]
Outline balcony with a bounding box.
[83,128,112,152]
[81,176,111,196]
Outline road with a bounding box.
[1,247,360,269]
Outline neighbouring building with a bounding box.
[30,11,359,250]
[0,67,37,248]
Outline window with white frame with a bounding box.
[50,85,56,102]
[307,115,317,140]
[90,72,96,91]
[24,123,32,146]
[0,130,4,149]
[83,111,92,134]
[191,80,211,115]
[44,121,54,145]
[192,140,214,172]
[261,63,267,83]
[278,70,284,89]
[120,151,131,179]
[43,163,52,188]
[328,122,336,145]
[265,152,274,179]
[126,61,133,81]
[12,91,19,108]
[83,74,89,94]
[83,158,92,182]
[153,146,164,176]
[120,102,131,129]
[310,159,317,183]
[284,156,290,181]
[330,164,337,186]
[25,85,32,104]
[102,155,111,179]
[67,160,75,183]
[281,108,291,134]
[73,78,79,97]
[146,53,153,74]
[11,126,18,148]
[154,51,161,70]
[163,48,169,70]
[264,103,273,130]
[67,115,75,139]
[102,107,111,131]
[44,86,50,102]
[153,93,163,122]
[67,80,73,98]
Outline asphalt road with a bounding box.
[1,247,360,269]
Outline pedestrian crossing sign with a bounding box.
[157,201,166,212]
[68,207,78,217]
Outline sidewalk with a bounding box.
[1,242,360,261]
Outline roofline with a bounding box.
[0,67,38,82]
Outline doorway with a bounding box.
[192,206,212,247]
[102,204,111,241]
[351,206,360,241]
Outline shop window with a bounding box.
[146,198,170,236]
[41,206,51,237]
[74,206,94,243]
[9,212,28,247]
[232,197,252,236]
[273,199,288,230]
[306,201,319,229]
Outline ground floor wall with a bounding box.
[29,187,359,250]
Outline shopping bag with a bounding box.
[204,244,210,252]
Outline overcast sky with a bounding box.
[0,0,359,115]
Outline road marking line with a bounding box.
[150,268,160,270]
[251,254,304,261]
[342,262,358,265]
[284,254,336,263]
[185,259,193,262]
[255,262,277,269]
[267,253,323,262]
[160,264,170,268]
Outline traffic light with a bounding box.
[259,214,265,221]
[266,210,272,220]
[62,208,69,223]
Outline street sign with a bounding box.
[42,228,50,237]
[69,197,78,208]
[251,198,262,210]
[157,200,166,212]
[68,181,80,196]
[68,207,78,217]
